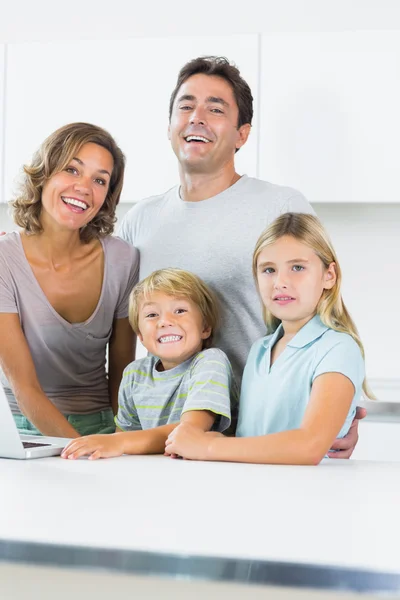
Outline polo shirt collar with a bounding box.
[288,315,330,348]
[262,315,329,350]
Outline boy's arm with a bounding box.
[180,349,233,433]
[115,409,215,455]
[61,410,216,459]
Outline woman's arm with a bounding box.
[0,314,79,438]
[165,372,355,465]
[108,317,136,415]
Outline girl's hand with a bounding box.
[165,423,210,461]
[61,433,125,460]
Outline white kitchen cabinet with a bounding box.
[259,31,400,203]
[3,35,259,204]
[352,419,400,462]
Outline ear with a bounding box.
[137,331,144,343]
[236,123,251,150]
[167,124,171,141]
[201,323,212,340]
[323,262,337,290]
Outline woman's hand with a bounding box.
[61,433,125,460]
[165,422,211,461]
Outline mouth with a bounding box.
[61,196,89,212]
[157,335,183,344]
[183,135,211,144]
[273,296,296,307]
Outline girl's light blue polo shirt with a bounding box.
[236,315,365,439]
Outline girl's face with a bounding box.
[256,235,336,330]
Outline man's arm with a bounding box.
[328,406,367,458]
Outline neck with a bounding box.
[281,314,315,338]
[178,163,241,202]
[21,225,87,267]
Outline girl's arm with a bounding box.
[108,317,136,415]
[165,372,355,465]
[0,314,79,438]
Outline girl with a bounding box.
[165,212,373,465]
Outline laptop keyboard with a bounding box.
[23,441,51,449]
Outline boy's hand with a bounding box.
[61,433,125,460]
[165,422,210,461]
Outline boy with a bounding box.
[62,268,236,460]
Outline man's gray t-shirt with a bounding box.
[118,175,314,385]
[0,232,139,415]
[115,348,236,433]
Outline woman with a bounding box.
[0,122,138,438]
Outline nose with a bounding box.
[73,175,91,196]
[190,106,207,126]
[158,312,174,328]
[273,271,289,290]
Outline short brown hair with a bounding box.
[169,56,253,128]
[129,268,220,350]
[11,122,125,243]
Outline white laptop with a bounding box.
[0,384,68,459]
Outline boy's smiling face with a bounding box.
[137,291,211,371]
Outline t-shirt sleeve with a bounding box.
[181,349,232,433]
[117,208,136,246]
[0,257,18,313]
[114,367,142,431]
[287,191,316,216]
[114,244,140,319]
[312,335,365,392]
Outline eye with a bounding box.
[292,265,305,272]
[210,107,223,114]
[65,166,78,175]
[175,308,187,314]
[263,267,275,274]
[95,177,107,186]
[179,105,193,111]
[145,312,157,318]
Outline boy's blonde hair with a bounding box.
[129,268,219,349]
[253,212,374,399]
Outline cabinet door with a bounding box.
[259,31,400,203]
[4,35,259,204]
[352,420,400,462]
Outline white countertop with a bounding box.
[1,454,400,580]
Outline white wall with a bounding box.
[0,0,399,399]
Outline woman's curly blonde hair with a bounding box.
[10,122,125,243]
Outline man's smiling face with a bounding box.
[168,73,249,174]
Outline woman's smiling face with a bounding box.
[40,142,113,232]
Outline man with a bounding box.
[118,56,365,456]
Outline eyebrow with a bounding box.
[71,157,111,177]
[177,94,229,107]
[141,302,157,309]
[258,258,310,268]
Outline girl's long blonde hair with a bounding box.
[253,212,374,399]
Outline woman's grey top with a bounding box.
[0,232,139,415]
